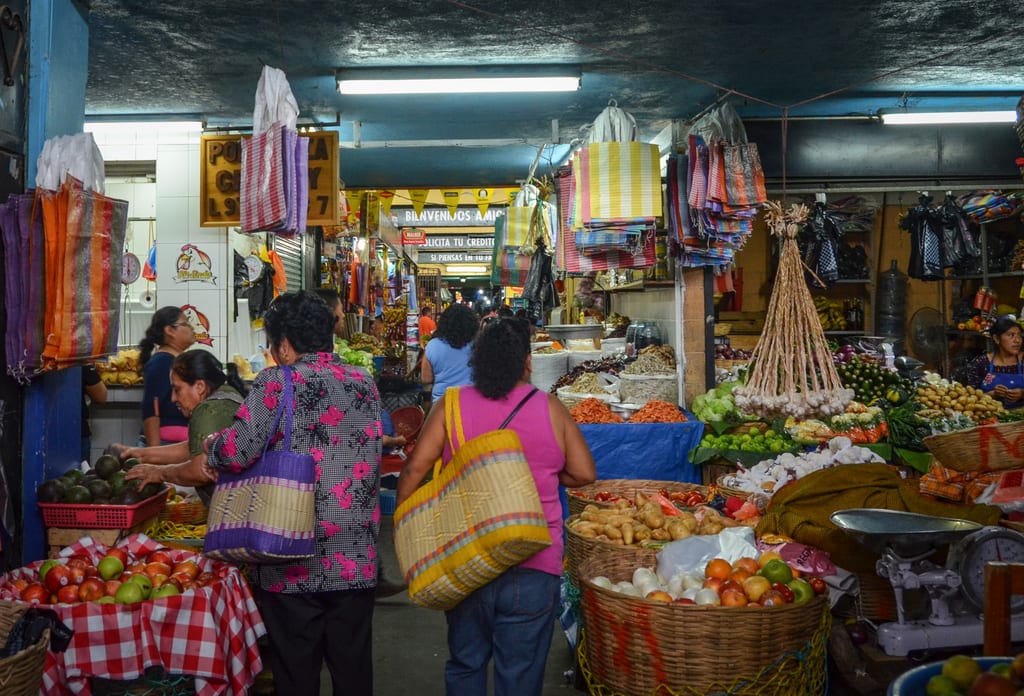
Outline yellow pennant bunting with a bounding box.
[504,187,520,205]
[379,189,395,217]
[409,189,429,216]
[441,189,462,217]
[474,188,493,216]
[344,190,363,225]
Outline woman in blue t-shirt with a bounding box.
[421,304,478,404]
[138,306,196,445]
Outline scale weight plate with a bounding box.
[947,526,1024,612]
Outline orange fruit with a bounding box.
[732,557,759,575]
[729,568,752,584]
[705,558,732,580]
[757,551,783,569]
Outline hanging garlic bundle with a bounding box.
[733,202,854,420]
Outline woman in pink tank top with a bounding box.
[397,318,595,696]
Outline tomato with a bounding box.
[771,582,794,603]
[805,575,827,595]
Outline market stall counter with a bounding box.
[1,534,265,696]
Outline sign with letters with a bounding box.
[200,131,339,227]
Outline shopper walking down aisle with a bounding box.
[206,291,383,696]
[421,303,477,405]
[397,317,596,696]
[138,306,196,446]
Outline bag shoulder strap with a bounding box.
[260,365,294,457]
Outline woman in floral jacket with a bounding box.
[207,291,382,696]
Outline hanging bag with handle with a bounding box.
[204,365,317,563]
[393,386,551,611]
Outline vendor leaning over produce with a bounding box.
[966,315,1024,408]
[119,351,247,505]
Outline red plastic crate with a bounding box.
[38,487,169,529]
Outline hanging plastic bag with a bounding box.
[252,65,299,134]
[587,99,638,143]
[939,192,980,268]
[901,194,944,281]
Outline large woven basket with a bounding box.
[0,601,49,696]
[567,479,707,517]
[716,473,754,500]
[577,551,830,696]
[565,515,658,587]
[922,420,1024,473]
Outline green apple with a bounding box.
[151,584,180,599]
[127,573,152,595]
[96,596,116,604]
[97,556,124,581]
[114,582,145,604]
[787,578,814,605]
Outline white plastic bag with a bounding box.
[35,132,105,193]
[587,100,638,143]
[252,65,299,134]
[655,526,758,581]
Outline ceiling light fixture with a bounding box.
[444,264,489,275]
[880,110,1016,125]
[336,67,581,95]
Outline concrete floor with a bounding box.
[317,511,581,695]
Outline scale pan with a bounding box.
[830,508,984,557]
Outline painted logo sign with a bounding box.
[174,244,216,285]
[181,305,213,347]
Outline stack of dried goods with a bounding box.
[98,349,142,385]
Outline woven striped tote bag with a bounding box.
[204,365,316,563]
[394,387,552,610]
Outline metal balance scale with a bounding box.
[831,509,1024,656]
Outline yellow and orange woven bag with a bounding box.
[394,387,551,610]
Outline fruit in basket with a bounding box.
[105,548,129,567]
[968,672,1016,695]
[787,578,814,605]
[64,485,92,504]
[36,478,66,503]
[759,559,794,584]
[942,655,982,691]
[43,564,72,593]
[121,457,141,471]
[172,560,200,580]
[86,479,112,502]
[147,549,173,566]
[79,577,106,602]
[152,583,181,599]
[98,555,124,580]
[56,584,81,604]
[93,455,121,480]
[62,469,84,485]
[20,583,49,604]
[127,573,153,596]
[114,581,145,604]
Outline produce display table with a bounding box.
[579,420,703,483]
[2,534,265,696]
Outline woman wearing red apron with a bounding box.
[981,316,1024,409]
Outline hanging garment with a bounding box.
[939,193,981,267]
[587,101,639,143]
[902,194,945,281]
[267,250,288,296]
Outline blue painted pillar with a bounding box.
[22,0,90,562]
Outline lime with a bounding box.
[925,674,957,696]
[941,654,981,691]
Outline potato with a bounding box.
[650,528,671,541]
[603,524,623,540]
[621,524,635,545]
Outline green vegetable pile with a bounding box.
[698,426,799,453]
[836,355,913,405]
[692,381,748,426]
[336,340,375,371]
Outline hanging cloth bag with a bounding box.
[393,387,551,611]
[204,365,317,563]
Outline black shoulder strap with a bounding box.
[498,387,539,430]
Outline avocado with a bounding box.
[36,479,66,503]
[140,483,163,500]
[121,457,141,472]
[64,485,93,504]
[108,471,127,495]
[61,469,84,484]
[93,454,121,480]
[86,479,112,500]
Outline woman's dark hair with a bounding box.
[433,303,478,349]
[313,288,342,310]
[264,291,334,355]
[139,306,184,365]
[496,305,514,318]
[171,350,248,396]
[470,318,531,399]
[992,316,1022,338]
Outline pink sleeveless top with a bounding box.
[443,384,566,576]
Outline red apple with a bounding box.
[147,550,173,566]
[145,562,172,579]
[104,579,122,597]
[702,576,725,593]
[83,565,100,579]
[195,572,217,587]
[673,597,696,605]
[104,548,128,567]
[126,562,147,576]
[150,573,169,589]
[10,578,28,593]
[68,566,86,585]
[760,589,787,607]
[720,580,743,595]
[66,556,90,570]
[171,560,200,580]
[20,583,49,604]
[56,584,81,604]
[44,565,72,594]
[79,578,106,602]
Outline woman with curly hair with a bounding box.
[206,291,383,695]
[421,303,478,404]
[397,318,595,696]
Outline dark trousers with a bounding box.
[256,587,375,696]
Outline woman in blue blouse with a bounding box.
[138,306,195,446]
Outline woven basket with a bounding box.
[577,551,830,696]
[923,420,1024,473]
[0,601,49,696]
[160,501,207,526]
[565,515,662,587]
[567,479,707,517]
[716,474,754,501]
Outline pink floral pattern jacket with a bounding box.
[207,351,382,593]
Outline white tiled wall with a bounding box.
[88,124,265,365]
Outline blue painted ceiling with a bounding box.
[83,0,1024,188]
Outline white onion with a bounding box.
[681,573,705,590]
[695,588,721,605]
[633,567,657,587]
[591,576,613,590]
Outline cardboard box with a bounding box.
[47,514,158,559]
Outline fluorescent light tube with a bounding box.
[444,265,489,274]
[880,111,1016,125]
[337,76,580,95]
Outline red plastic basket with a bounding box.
[390,405,424,440]
[38,487,169,529]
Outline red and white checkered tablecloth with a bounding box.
[0,534,265,696]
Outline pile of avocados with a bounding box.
[36,454,164,505]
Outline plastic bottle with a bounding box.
[875,260,908,339]
[249,346,266,373]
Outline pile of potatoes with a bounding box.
[915,383,1004,420]
[567,492,744,547]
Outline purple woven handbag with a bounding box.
[204,365,317,563]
